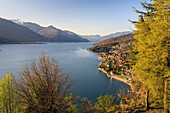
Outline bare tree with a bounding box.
[15,52,72,113]
[77,97,95,113]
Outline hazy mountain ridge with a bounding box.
[37,25,88,42]
[11,19,132,42]
[79,31,133,42]
[10,19,24,25]
[11,19,88,42]
[102,31,133,40]
[0,18,47,44]
[23,22,45,32]
[79,35,102,42]
[7,19,132,43]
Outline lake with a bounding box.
[0,42,130,102]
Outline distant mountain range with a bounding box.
[101,31,133,40]
[79,31,133,42]
[0,18,47,44]
[0,18,133,44]
[10,19,24,25]
[22,22,45,32]
[36,25,87,42]
[9,19,88,43]
[80,35,102,42]
[11,19,132,42]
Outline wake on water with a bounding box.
[74,47,94,57]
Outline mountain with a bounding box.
[37,25,88,42]
[11,19,88,42]
[79,31,133,42]
[10,19,24,25]
[22,22,45,32]
[88,33,134,52]
[11,19,45,32]
[80,35,102,42]
[95,33,134,46]
[102,31,133,40]
[0,18,46,44]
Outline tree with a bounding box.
[95,94,116,113]
[0,72,22,113]
[78,97,95,113]
[64,94,80,113]
[131,0,170,111]
[14,52,72,113]
[164,77,170,113]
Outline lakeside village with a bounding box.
[91,42,145,110]
[96,43,133,85]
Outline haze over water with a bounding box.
[0,42,130,102]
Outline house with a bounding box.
[110,71,113,75]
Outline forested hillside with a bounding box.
[88,33,134,52]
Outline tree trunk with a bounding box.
[164,80,168,113]
[145,90,149,110]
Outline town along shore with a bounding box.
[97,60,132,87]
[91,44,134,90]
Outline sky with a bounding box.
[0,0,151,36]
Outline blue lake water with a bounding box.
[0,42,130,102]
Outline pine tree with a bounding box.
[131,0,170,111]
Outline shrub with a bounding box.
[15,52,72,113]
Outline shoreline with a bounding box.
[97,67,131,86]
[97,55,132,88]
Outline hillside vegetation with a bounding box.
[88,33,134,52]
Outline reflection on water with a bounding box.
[110,78,112,86]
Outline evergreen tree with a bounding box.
[131,0,170,111]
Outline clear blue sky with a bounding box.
[0,0,151,36]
